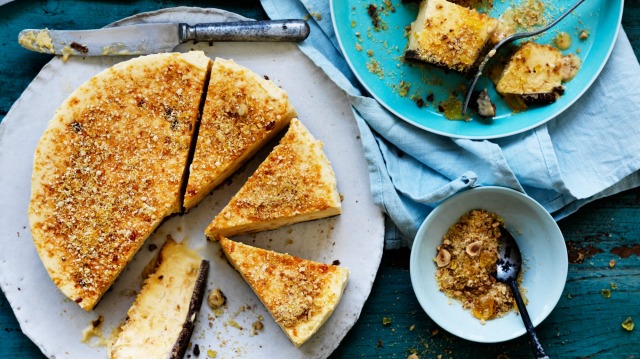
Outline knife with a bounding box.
[18,20,310,57]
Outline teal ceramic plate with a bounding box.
[331,0,623,139]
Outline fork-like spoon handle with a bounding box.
[462,0,586,114]
[508,279,549,359]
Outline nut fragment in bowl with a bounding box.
[409,186,568,343]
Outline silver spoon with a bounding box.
[462,0,586,114]
[496,226,549,359]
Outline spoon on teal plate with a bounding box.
[496,226,549,359]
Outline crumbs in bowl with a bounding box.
[435,209,523,322]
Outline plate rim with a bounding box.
[330,0,624,139]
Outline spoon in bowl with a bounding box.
[462,0,586,114]
[496,226,549,359]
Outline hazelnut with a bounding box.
[207,288,226,309]
[252,320,264,335]
[466,241,482,257]
[435,248,451,267]
[237,103,248,116]
[580,30,589,40]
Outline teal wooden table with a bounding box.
[1,1,639,358]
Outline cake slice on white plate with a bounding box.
[110,238,209,359]
[217,235,349,347]
[205,118,341,238]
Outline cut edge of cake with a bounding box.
[109,238,209,359]
[183,57,297,211]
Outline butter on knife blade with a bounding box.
[18,20,310,59]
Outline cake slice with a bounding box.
[495,42,582,105]
[218,236,349,347]
[110,238,209,359]
[184,58,296,210]
[205,118,341,238]
[28,51,211,310]
[405,0,499,74]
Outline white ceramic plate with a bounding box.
[0,8,384,359]
[409,186,567,343]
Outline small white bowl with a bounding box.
[410,186,568,343]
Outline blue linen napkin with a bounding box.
[261,0,640,249]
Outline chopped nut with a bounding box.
[580,30,589,40]
[252,320,264,335]
[601,289,611,298]
[466,241,482,257]
[207,288,226,309]
[408,354,420,359]
[435,248,451,267]
[622,317,634,331]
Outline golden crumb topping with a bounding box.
[406,0,498,73]
[219,237,347,329]
[29,52,210,310]
[184,58,295,209]
[435,209,519,321]
[206,119,340,237]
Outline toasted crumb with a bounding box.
[382,317,392,325]
[580,30,589,40]
[622,317,634,331]
[207,289,226,309]
[207,349,218,358]
[408,354,420,359]
[601,289,611,298]
[609,259,616,268]
[252,320,264,335]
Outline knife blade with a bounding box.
[18,20,310,57]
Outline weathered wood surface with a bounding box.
[1,1,639,358]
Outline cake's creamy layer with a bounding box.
[496,42,582,95]
[218,236,349,347]
[29,51,211,310]
[110,239,208,359]
[205,118,341,238]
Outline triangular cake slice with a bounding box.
[110,238,209,359]
[205,118,341,238]
[218,236,349,347]
[28,51,211,310]
[184,58,296,210]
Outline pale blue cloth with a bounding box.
[261,0,640,249]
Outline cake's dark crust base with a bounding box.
[170,260,210,359]
[404,50,473,76]
[519,87,564,105]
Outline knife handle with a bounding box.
[179,20,310,43]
